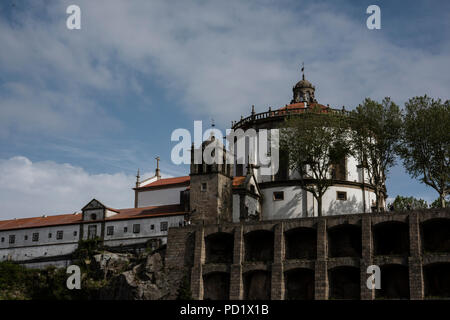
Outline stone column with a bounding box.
[314,218,328,299]
[408,212,424,300]
[360,215,375,300]
[190,226,205,300]
[271,222,285,300]
[230,224,244,299]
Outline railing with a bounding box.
[232,106,351,129]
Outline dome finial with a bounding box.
[301,62,305,80]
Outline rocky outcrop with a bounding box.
[96,249,184,300]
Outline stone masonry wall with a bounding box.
[165,208,450,300]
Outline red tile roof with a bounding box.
[232,176,246,188]
[0,213,82,231]
[108,204,186,221]
[135,176,190,190]
[137,175,249,190]
[0,205,186,232]
[279,102,329,113]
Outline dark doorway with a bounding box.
[285,227,316,260]
[243,270,271,300]
[244,230,274,262]
[376,264,409,299]
[205,232,234,264]
[203,272,230,300]
[424,263,450,298]
[421,219,450,253]
[284,268,315,300]
[328,224,362,258]
[373,221,409,256]
[328,266,360,300]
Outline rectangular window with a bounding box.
[73,231,78,237]
[273,191,284,201]
[88,225,97,239]
[32,233,39,242]
[48,233,52,239]
[24,235,28,241]
[107,226,114,236]
[133,224,140,234]
[56,231,64,240]
[124,226,128,233]
[9,235,15,244]
[201,183,207,192]
[150,224,155,230]
[1,237,4,243]
[337,191,347,201]
[160,221,168,232]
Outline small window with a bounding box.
[160,221,168,232]
[201,183,207,192]
[32,233,39,242]
[107,226,114,236]
[150,224,155,230]
[337,191,347,201]
[1,237,4,243]
[9,235,15,244]
[124,226,128,233]
[273,191,284,201]
[73,231,78,237]
[90,213,97,220]
[48,233,52,239]
[24,235,28,241]
[56,231,64,240]
[133,224,140,234]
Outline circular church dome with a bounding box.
[294,78,313,89]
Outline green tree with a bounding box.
[430,196,450,208]
[349,97,402,212]
[280,107,350,216]
[398,96,449,208]
[390,195,428,211]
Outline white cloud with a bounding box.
[0,156,140,220]
[1,0,448,135]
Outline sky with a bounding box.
[0,0,449,219]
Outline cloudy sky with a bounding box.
[0,0,449,219]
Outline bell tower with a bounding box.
[189,136,233,225]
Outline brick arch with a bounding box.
[373,221,409,256]
[205,232,234,264]
[284,227,316,260]
[376,264,409,299]
[203,272,230,300]
[244,230,274,262]
[423,263,450,298]
[284,268,315,300]
[328,266,360,300]
[421,218,450,253]
[327,224,361,258]
[243,270,271,300]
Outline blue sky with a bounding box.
[0,0,449,219]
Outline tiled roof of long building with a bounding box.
[0,204,186,232]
